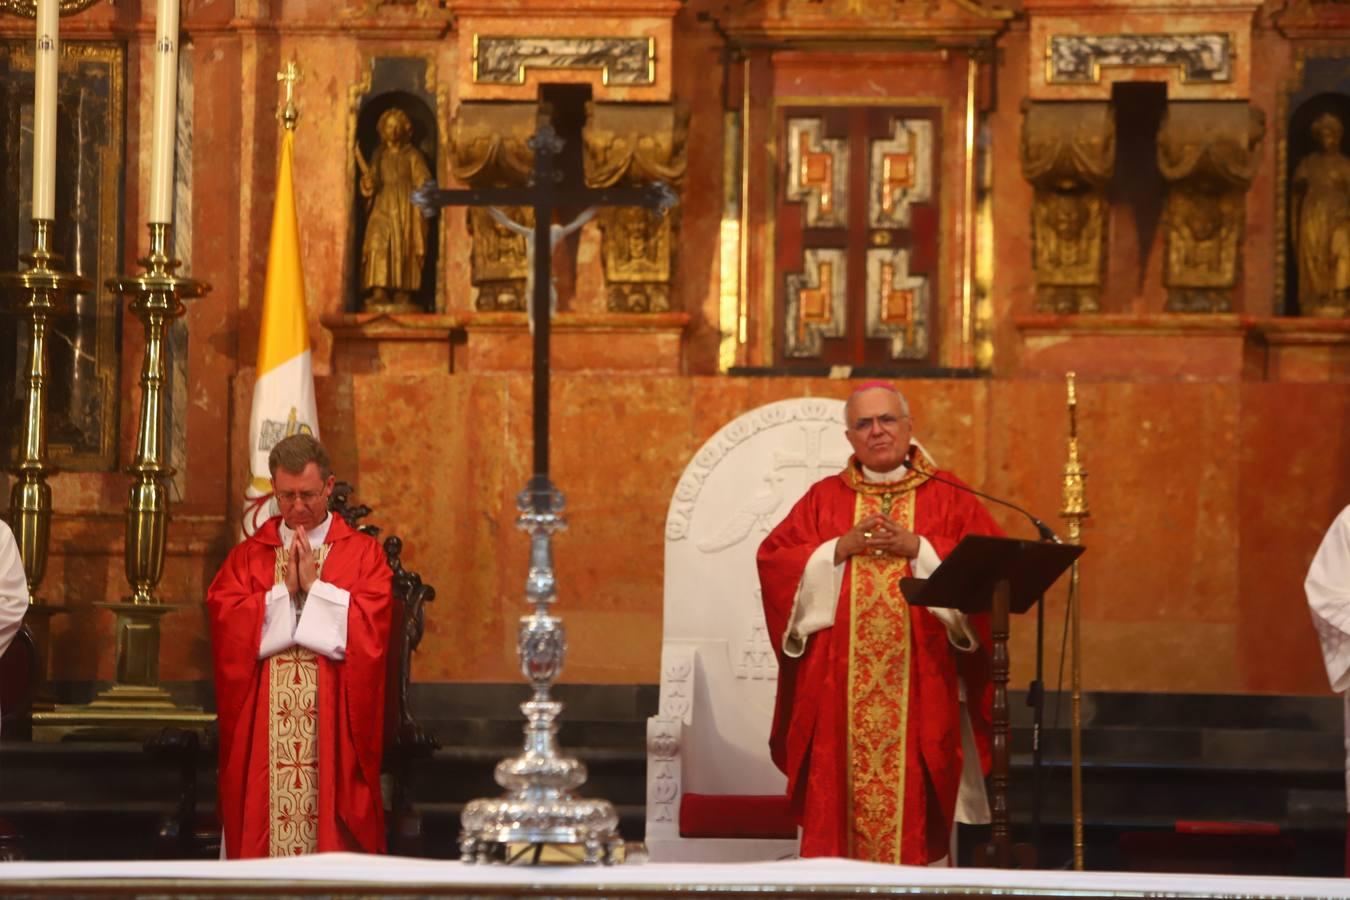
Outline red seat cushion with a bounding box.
[679,793,796,839]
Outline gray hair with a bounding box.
[843,383,910,425]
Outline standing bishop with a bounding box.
[757,382,1000,865]
[208,434,393,858]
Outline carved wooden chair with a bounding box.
[329,481,440,855]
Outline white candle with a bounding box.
[31,0,58,221]
[147,0,180,224]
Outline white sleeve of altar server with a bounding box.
[1307,506,1350,693]
[1306,505,1350,806]
[294,580,350,661]
[258,583,296,659]
[0,521,28,658]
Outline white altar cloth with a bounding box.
[0,854,1343,898]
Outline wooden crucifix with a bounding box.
[412,125,674,504]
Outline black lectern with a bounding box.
[901,535,1084,869]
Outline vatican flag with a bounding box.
[242,129,319,536]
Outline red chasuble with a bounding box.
[757,453,1000,864]
[207,514,393,858]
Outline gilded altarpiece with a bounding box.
[1156,103,1264,312]
[0,41,122,470]
[450,102,539,311]
[776,107,940,367]
[584,102,688,313]
[1021,102,1115,314]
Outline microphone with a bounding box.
[900,456,1061,543]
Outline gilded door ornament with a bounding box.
[785,248,848,358]
[450,102,540,310]
[1021,101,1115,313]
[786,118,849,228]
[1156,102,1265,312]
[869,119,933,228]
[584,103,688,312]
[865,249,929,359]
[1291,112,1350,316]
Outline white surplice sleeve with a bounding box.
[0,521,28,658]
[1305,504,1350,807]
[258,583,297,659]
[1307,506,1350,692]
[293,579,350,661]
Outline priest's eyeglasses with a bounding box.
[275,489,324,505]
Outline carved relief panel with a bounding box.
[1156,102,1264,312]
[584,102,688,312]
[1021,102,1115,313]
[776,107,938,368]
[449,101,540,311]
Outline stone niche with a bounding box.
[325,0,690,376]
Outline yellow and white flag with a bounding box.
[243,129,318,536]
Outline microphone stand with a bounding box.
[905,461,1058,865]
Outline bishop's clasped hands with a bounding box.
[834,513,921,564]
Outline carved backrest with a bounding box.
[0,624,37,741]
[329,482,438,760]
[659,398,850,798]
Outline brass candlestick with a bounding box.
[1059,372,1090,870]
[32,223,214,740]
[0,219,90,704]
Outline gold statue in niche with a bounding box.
[357,108,432,311]
[1292,112,1350,315]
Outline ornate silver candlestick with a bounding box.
[459,479,622,865]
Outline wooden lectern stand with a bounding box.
[901,535,1083,869]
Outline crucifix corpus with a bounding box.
[410,125,675,865]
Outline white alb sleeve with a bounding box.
[1307,506,1350,692]
[294,579,351,661]
[913,536,980,653]
[782,539,845,658]
[258,583,297,659]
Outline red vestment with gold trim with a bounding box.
[207,514,392,858]
[757,455,999,864]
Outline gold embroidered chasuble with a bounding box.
[267,543,330,857]
[842,459,928,863]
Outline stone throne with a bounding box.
[646,397,850,862]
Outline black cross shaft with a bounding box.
[412,125,673,494]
